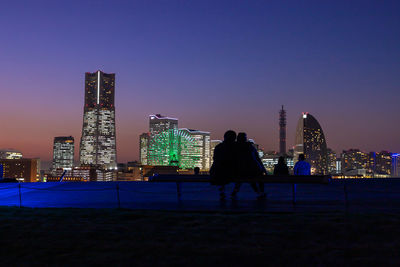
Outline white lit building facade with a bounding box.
[52,136,74,172]
[0,149,23,159]
[79,71,117,169]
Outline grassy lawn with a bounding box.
[0,207,399,266]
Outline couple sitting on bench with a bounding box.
[210,130,267,200]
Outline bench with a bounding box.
[149,174,331,205]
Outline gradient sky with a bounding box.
[1,0,399,166]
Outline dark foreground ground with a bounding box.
[1,208,399,266]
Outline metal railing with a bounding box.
[0,177,399,211]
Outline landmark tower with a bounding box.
[79,70,117,169]
[279,105,286,155]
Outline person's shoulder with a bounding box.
[214,143,224,152]
[215,142,225,149]
[246,142,256,150]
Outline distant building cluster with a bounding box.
[339,149,394,178]
[2,72,399,182]
[140,114,211,171]
[45,70,117,182]
[255,109,398,178]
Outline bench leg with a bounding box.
[292,184,297,206]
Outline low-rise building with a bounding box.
[0,149,23,159]
[0,158,39,182]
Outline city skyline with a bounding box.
[0,1,399,163]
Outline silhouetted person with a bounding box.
[274,156,289,176]
[194,167,200,175]
[231,132,267,199]
[294,154,311,175]
[210,130,238,200]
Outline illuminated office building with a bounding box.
[294,112,328,174]
[149,114,178,137]
[139,132,150,165]
[327,148,337,174]
[140,114,178,166]
[0,158,38,182]
[0,149,23,159]
[367,152,376,174]
[79,70,117,169]
[392,154,400,177]
[48,166,115,182]
[52,136,74,172]
[374,151,392,175]
[336,158,342,174]
[182,129,211,170]
[341,149,369,171]
[210,140,222,166]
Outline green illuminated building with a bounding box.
[140,115,211,170]
[147,128,210,170]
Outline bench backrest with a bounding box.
[149,175,331,184]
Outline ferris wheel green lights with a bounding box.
[147,129,201,169]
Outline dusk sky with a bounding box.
[1,0,399,165]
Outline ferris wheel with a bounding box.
[147,129,200,169]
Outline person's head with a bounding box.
[278,156,285,165]
[194,167,200,175]
[237,132,247,143]
[298,154,305,161]
[223,130,236,143]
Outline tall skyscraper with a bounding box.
[294,112,328,174]
[52,136,74,172]
[279,105,286,155]
[79,70,117,169]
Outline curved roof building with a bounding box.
[294,112,328,174]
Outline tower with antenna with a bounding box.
[279,105,286,155]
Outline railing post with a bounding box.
[116,183,121,208]
[344,180,349,209]
[18,183,22,208]
[292,183,297,206]
[176,182,182,200]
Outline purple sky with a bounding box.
[0,0,399,164]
